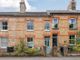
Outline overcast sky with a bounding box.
[0,0,80,12]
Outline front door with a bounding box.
[52,34,58,46]
[45,37,51,55]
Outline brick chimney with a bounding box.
[20,0,26,13]
[67,0,76,10]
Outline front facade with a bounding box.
[0,0,80,54]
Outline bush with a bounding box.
[14,38,41,56]
[24,48,41,56]
[14,39,26,56]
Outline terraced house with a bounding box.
[0,0,80,55]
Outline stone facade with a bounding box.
[0,13,80,48]
[0,0,80,55]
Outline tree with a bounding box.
[15,38,26,56]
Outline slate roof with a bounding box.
[0,10,80,16]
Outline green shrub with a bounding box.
[14,38,41,56]
[24,48,41,56]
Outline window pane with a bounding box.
[0,37,8,48]
[52,18,58,24]
[45,22,50,30]
[27,21,34,30]
[69,35,75,44]
[69,35,75,39]
[27,37,34,48]
[27,37,33,42]
[69,18,77,29]
[2,21,8,30]
[69,18,76,24]
[45,37,50,46]
[52,18,58,28]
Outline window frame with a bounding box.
[44,36,50,46]
[69,18,77,29]
[27,37,34,48]
[27,20,34,31]
[0,21,8,31]
[45,21,50,31]
[0,37,8,48]
[52,18,58,29]
[69,35,76,45]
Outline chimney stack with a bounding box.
[67,0,76,10]
[20,0,26,13]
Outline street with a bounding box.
[0,57,80,60]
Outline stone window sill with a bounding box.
[27,30,34,32]
[45,30,50,32]
[1,30,8,32]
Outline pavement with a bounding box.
[0,57,80,60]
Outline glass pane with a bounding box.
[27,37,34,48]
[69,40,75,44]
[2,21,8,30]
[1,37,8,47]
[52,18,58,28]
[53,18,58,24]
[45,37,50,46]
[2,21,7,25]
[69,19,76,24]
[27,21,34,30]
[45,22,50,30]
[69,35,75,39]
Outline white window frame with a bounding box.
[27,21,34,31]
[27,37,34,48]
[52,18,58,29]
[69,18,77,29]
[0,21,8,31]
[0,37,8,48]
[45,22,50,31]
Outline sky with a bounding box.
[0,0,80,12]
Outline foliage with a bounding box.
[15,39,26,55]
[15,39,41,56]
[70,31,80,52]
[77,31,80,37]
[24,48,41,56]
